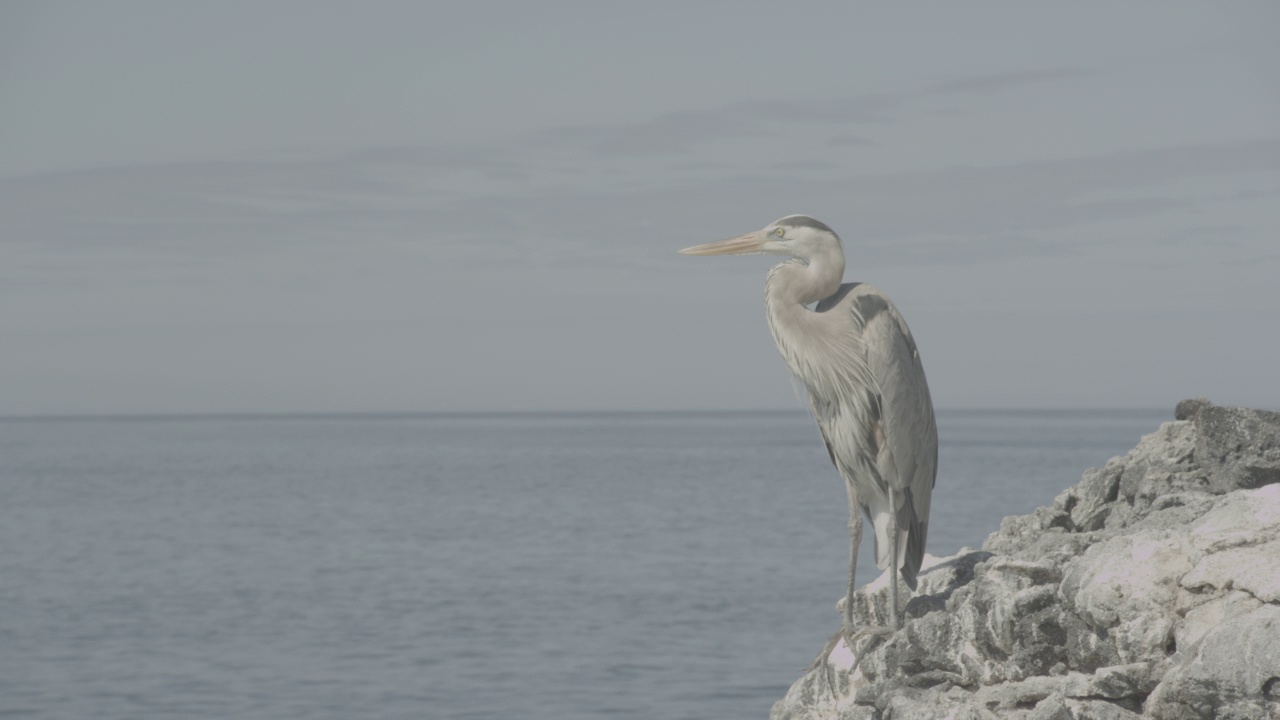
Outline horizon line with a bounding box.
[0,406,1180,423]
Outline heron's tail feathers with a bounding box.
[902,519,927,590]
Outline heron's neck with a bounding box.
[763,251,845,372]
[764,250,845,309]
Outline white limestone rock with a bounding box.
[1147,604,1280,720]
[770,402,1280,720]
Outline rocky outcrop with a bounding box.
[772,401,1280,720]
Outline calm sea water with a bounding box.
[0,409,1169,719]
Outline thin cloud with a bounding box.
[926,67,1099,95]
[4,49,1277,285]
[765,160,840,172]
[473,137,1280,247]
[500,66,1097,158]
[825,135,876,148]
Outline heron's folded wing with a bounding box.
[856,290,938,584]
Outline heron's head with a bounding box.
[679,215,842,261]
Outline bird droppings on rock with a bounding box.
[771,400,1280,720]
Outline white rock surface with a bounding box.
[771,402,1280,720]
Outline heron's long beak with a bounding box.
[679,231,766,256]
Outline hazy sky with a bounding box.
[3,2,1278,414]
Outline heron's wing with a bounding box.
[850,286,939,587]
[807,394,839,468]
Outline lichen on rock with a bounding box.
[771,401,1280,720]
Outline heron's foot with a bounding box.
[804,628,849,700]
[846,623,894,642]
[804,623,897,676]
[805,628,847,673]
[842,623,895,661]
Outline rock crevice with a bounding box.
[772,401,1280,720]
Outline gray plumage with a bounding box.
[681,214,938,631]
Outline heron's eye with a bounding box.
[775,228,785,238]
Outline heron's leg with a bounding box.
[844,481,862,630]
[808,483,863,700]
[887,488,901,629]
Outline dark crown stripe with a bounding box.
[777,215,835,233]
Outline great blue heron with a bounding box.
[680,215,938,634]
